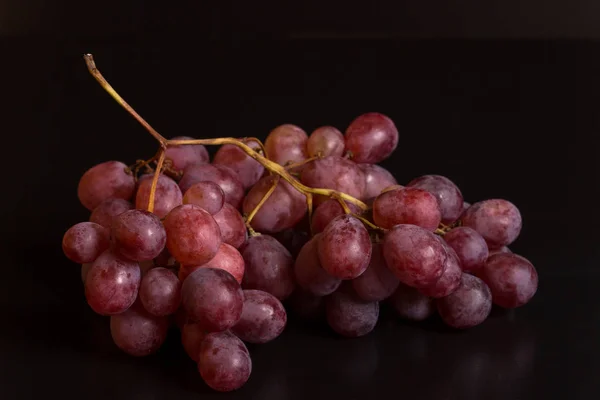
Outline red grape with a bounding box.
[306,126,345,158]
[419,241,462,298]
[179,164,244,209]
[359,163,398,202]
[62,222,110,263]
[443,226,489,273]
[181,322,207,362]
[272,228,311,258]
[89,198,133,228]
[294,234,341,296]
[300,156,365,205]
[372,187,441,231]
[139,267,181,316]
[111,210,167,262]
[407,175,464,224]
[390,283,436,321]
[164,135,209,171]
[326,286,379,337]
[198,331,252,392]
[461,199,522,248]
[310,198,361,234]
[182,181,225,215]
[212,203,247,249]
[213,142,265,189]
[344,112,399,164]
[135,174,183,219]
[437,274,492,329]
[179,243,245,284]
[78,161,136,210]
[110,302,169,356]
[264,124,308,166]
[231,289,287,344]
[352,243,399,302]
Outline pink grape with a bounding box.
[294,234,341,296]
[163,204,222,266]
[240,235,295,300]
[264,124,308,166]
[489,246,512,256]
[62,222,110,263]
[382,224,446,289]
[419,241,462,298]
[179,164,244,209]
[135,174,183,219]
[111,210,167,262]
[352,243,399,302]
[461,199,522,248]
[407,175,464,224]
[231,289,287,344]
[89,198,133,228]
[437,273,492,329]
[359,163,398,202]
[179,243,245,284]
[344,112,399,164]
[390,283,436,321]
[78,161,136,210]
[326,285,379,337]
[181,267,243,332]
[372,187,441,231]
[213,142,265,189]
[212,203,247,249]
[443,226,489,273]
[182,181,225,215]
[242,175,307,233]
[181,322,207,362]
[139,267,181,316]
[310,198,361,234]
[306,126,345,158]
[317,215,372,280]
[287,289,325,321]
[110,302,169,356]
[300,156,365,205]
[198,331,252,392]
[164,135,209,171]
[477,253,538,309]
[85,250,141,315]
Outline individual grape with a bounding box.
[181,267,243,332]
[182,181,225,215]
[110,302,169,356]
[111,210,167,262]
[287,289,325,321]
[212,203,247,249]
[231,289,287,344]
[419,241,462,298]
[306,126,345,158]
[163,204,222,266]
[213,142,265,189]
[344,112,399,164]
[407,175,464,224]
[78,161,136,210]
[198,331,252,392]
[164,135,209,171]
[372,187,441,231]
[240,235,295,300]
[461,199,522,248]
[294,234,341,296]
[317,215,372,280]
[390,283,436,321]
[352,243,399,302]
[264,124,308,166]
[382,224,446,289]
[181,322,207,362]
[135,174,183,219]
[179,164,244,209]
[437,273,492,329]
[359,163,398,202]
[326,286,379,337]
[81,263,92,282]
[300,156,365,205]
[272,228,311,258]
[179,243,245,284]
[489,246,512,256]
[62,222,110,263]
[139,267,181,316]
[242,175,307,233]
[89,198,133,228]
[443,226,489,273]
[85,250,141,315]
[477,253,538,309]
[310,199,361,234]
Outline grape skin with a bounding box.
[181,322,207,362]
[179,243,245,284]
[407,175,464,224]
[110,302,170,357]
[443,226,489,273]
[181,267,244,332]
[240,235,295,301]
[62,222,110,263]
[359,163,398,202]
[352,243,399,302]
[317,215,372,280]
[111,210,167,262]
[164,135,209,171]
[85,250,141,315]
[326,286,379,337]
[139,267,181,316]
[163,204,222,266]
[437,273,492,329]
[264,124,308,166]
[300,156,365,205]
[198,331,252,392]
[390,283,436,321]
[182,181,225,215]
[135,174,183,219]
[310,199,361,234]
[212,203,247,249]
[78,161,136,210]
[477,253,538,309]
[294,234,341,296]
[89,198,133,228]
[419,241,462,298]
[179,164,244,209]
[382,224,446,289]
[306,126,345,158]
[461,199,522,249]
[213,142,265,190]
[344,112,399,164]
[372,187,441,231]
[231,290,287,344]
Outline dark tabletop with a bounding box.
[1,4,599,399]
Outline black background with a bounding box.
[2,2,599,399]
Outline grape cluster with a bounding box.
[64,111,538,392]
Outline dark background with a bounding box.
[2,2,598,399]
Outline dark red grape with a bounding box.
[390,283,436,321]
[352,243,399,301]
[78,161,136,210]
[110,302,169,356]
[89,198,133,228]
[317,214,372,280]
[300,156,365,205]
[135,174,183,218]
[182,181,225,215]
[310,198,361,234]
[294,234,341,296]
[326,286,379,337]
[231,289,287,344]
[62,222,110,263]
[372,187,441,231]
[181,322,207,362]
[407,175,464,224]
[359,163,398,202]
[179,164,244,209]
[461,199,522,248]
[213,142,265,189]
[444,226,489,273]
[419,241,462,298]
[477,253,538,309]
[179,243,245,284]
[111,210,166,262]
[306,126,345,158]
[344,112,399,164]
[272,228,311,258]
[164,135,209,171]
[198,331,252,392]
[139,267,181,316]
[212,203,247,249]
[264,124,308,166]
[437,273,492,329]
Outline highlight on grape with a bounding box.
[64,54,539,392]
